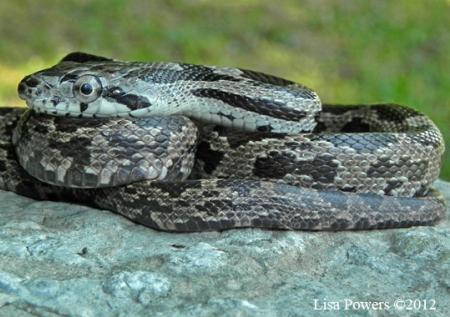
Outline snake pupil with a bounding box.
[80,83,93,95]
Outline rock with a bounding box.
[0,180,449,316]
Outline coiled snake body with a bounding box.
[0,52,446,231]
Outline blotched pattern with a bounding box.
[2,52,446,231]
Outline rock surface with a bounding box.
[0,181,449,317]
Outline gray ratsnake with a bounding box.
[0,52,445,232]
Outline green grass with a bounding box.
[0,0,448,179]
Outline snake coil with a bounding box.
[0,52,445,231]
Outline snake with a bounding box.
[0,52,446,232]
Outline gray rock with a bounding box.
[0,180,449,317]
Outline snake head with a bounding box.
[18,52,155,117]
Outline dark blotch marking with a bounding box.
[384,180,404,195]
[201,73,241,82]
[416,185,429,197]
[48,136,93,165]
[104,87,152,110]
[340,186,357,193]
[254,151,298,178]
[196,141,225,174]
[32,122,51,134]
[239,69,295,86]
[296,153,339,184]
[61,52,113,63]
[192,88,308,122]
[257,125,273,132]
[312,121,327,133]
[296,154,339,184]
[80,103,89,112]
[60,73,79,82]
[50,115,104,133]
[341,118,372,132]
[137,64,241,84]
[51,97,61,107]
[371,104,418,123]
[255,152,339,183]
[216,111,235,122]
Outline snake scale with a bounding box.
[0,52,446,231]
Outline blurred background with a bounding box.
[0,0,448,179]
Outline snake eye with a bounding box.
[73,75,102,103]
[80,83,93,95]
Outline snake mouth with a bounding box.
[30,104,147,118]
[29,97,155,118]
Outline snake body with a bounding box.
[0,52,446,231]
